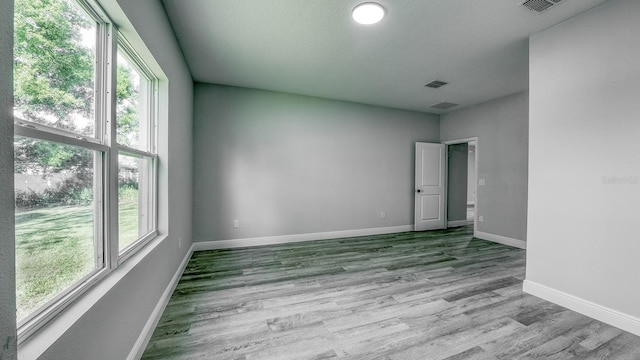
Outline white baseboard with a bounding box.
[523,280,640,337]
[194,225,414,251]
[447,220,469,227]
[474,231,526,249]
[127,246,194,360]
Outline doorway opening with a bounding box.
[444,138,478,234]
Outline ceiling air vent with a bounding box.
[522,0,562,13]
[424,80,448,89]
[430,102,459,110]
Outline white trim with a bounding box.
[523,280,640,337]
[127,245,193,360]
[447,220,469,227]
[442,137,478,145]
[475,230,526,249]
[194,225,414,251]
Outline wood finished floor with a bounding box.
[142,226,640,359]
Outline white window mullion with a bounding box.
[104,23,120,270]
[94,20,106,270]
[118,146,157,160]
[13,122,109,152]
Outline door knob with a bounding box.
[417,189,422,193]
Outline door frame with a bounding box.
[442,137,479,237]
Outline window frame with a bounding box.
[13,0,159,343]
[116,151,158,263]
[114,35,159,264]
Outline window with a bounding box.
[116,40,158,256]
[118,154,155,252]
[13,0,158,340]
[14,137,100,322]
[14,0,97,137]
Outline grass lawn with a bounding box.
[15,198,137,321]
[119,186,140,251]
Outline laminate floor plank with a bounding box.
[477,309,596,359]
[442,346,486,360]
[142,226,640,359]
[383,317,527,360]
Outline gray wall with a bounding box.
[527,0,640,322]
[447,143,468,222]
[193,84,440,241]
[0,0,17,358]
[440,92,528,241]
[17,0,194,358]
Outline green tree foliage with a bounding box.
[116,60,139,147]
[14,0,94,131]
[14,0,139,208]
[14,137,90,174]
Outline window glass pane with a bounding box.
[117,51,149,151]
[119,154,153,251]
[14,136,100,322]
[14,0,97,137]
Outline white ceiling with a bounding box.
[162,0,609,114]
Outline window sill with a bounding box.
[18,233,169,360]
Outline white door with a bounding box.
[415,142,446,231]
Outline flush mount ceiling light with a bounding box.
[352,3,386,25]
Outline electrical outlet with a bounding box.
[233,219,240,228]
[479,179,485,186]
[380,211,386,219]
[479,216,484,222]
